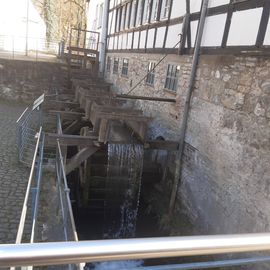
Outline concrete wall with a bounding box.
[105,52,270,235]
[0,58,67,103]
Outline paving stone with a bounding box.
[0,100,29,244]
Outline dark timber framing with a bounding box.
[107,0,269,55]
[256,0,270,47]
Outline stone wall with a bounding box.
[0,58,67,103]
[105,52,270,235]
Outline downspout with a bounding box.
[100,0,110,77]
[168,0,209,219]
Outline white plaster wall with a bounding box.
[209,0,230,8]
[190,0,202,13]
[127,33,133,49]
[108,11,116,34]
[108,37,114,50]
[133,31,140,49]
[155,26,166,48]
[140,30,147,49]
[171,0,186,19]
[227,8,263,46]
[87,0,104,33]
[264,18,270,45]
[119,34,123,49]
[190,20,199,47]
[201,14,227,47]
[166,24,182,48]
[147,29,155,48]
[122,33,128,49]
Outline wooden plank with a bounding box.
[44,101,79,110]
[66,146,99,175]
[221,0,234,48]
[144,140,179,151]
[116,94,176,103]
[45,133,98,146]
[48,110,85,120]
[256,0,270,47]
[67,46,99,55]
[98,119,109,143]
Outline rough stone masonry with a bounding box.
[106,52,270,235]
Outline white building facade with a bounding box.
[87,0,270,237]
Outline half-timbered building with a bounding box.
[87,0,270,236]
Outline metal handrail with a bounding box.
[30,133,45,243]
[16,107,29,123]
[15,126,43,244]
[56,140,79,242]
[2,233,270,267]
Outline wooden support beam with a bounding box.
[45,133,99,146]
[44,101,79,110]
[256,0,270,47]
[144,140,179,151]
[63,120,81,134]
[67,46,99,55]
[66,146,99,175]
[115,94,176,103]
[49,110,85,120]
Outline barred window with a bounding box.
[122,58,129,76]
[164,64,180,91]
[106,57,112,72]
[146,62,156,85]
[113,58,119,74]
[161,0,171,19]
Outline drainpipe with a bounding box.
[168,0,209,219]
[99,0,110,77]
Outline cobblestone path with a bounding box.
[0,101,29,244]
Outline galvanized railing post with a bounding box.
[30,132,45,243]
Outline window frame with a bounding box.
[146,61,156,86]
[164,64,180,92]
[113,57,119,74]
[106,57,112,73]
[97,3,104,29]
[121,58,129,77]
[161,0,171,20]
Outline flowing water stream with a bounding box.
[103,143,144,238]
[85,143,145,270]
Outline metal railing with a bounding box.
[0,35,61,60]
[69,28,100,52]
[17,106,42,165]
[2,234,270,268]
[15,127,43,245]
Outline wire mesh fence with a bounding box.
[0,35,62,61]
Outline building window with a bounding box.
[107,57,112,72]
[125,3,131,29]
[161,0,171,19]
[97,3,104,28]
[151,0,159,21]
[164,64,180,91]
[143,0,151,23]
[113,58,119,74]
[120,6,126,31]
[146,62,156,85]
[122,58,129,76]
[130,0,137,27]
[136,0,143,26]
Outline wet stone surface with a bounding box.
[0,100,29,244]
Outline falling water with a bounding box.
[104,143,144,238]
